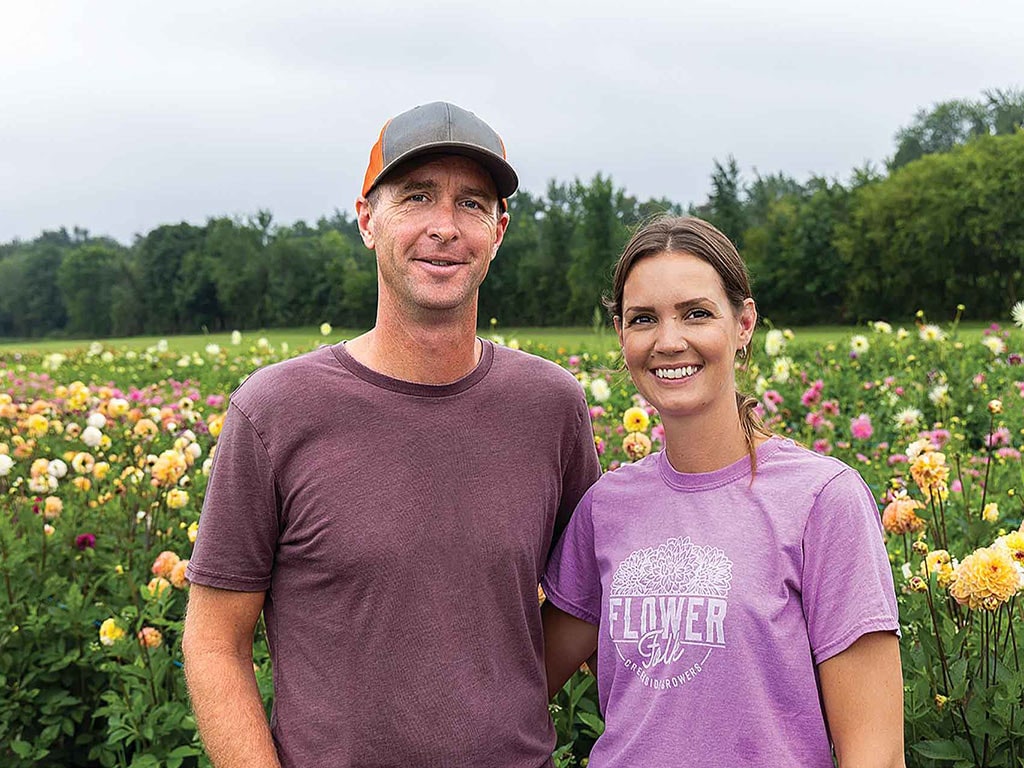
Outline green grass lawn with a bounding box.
[0,321,1015,356]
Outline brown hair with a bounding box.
[604,215,772,473]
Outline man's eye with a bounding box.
[407,193,428,203]
[461,199,482,209]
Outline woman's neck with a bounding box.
[660,405,752,475]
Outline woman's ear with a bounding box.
[737,298,757,350]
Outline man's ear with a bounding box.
[491,210,510,258]
[355,196,375,249]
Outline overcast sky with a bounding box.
[2,0,1022,244]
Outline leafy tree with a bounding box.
[0,243,67,338]
[205,218,266,330]
[985,87,1024,136]
[263,235,331,327]
[529,182,578,325]
[134,223,207,333]
[56,244,121,337]
[319,231,376,329]
[888,91,1024,169]
[693,156,746,248]
[840,132,1024,319]
[173,248,222,332]
[565,175,632,325]
[479,191,540,325]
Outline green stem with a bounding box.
[139,640,159,708]
[929,586,978,762]
[936,494,949,552]
[979,411,995,514]
[955,454,970,521]
[0,529,14,604]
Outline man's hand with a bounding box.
[182,584,281,768]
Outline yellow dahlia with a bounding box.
[71,452,95,475]
[623,431,652,461]
[146,577,172,598]
[170,559,190,589]
[98,618,126,646]
[166,488,189,510]
[151,450,187,487]
[910,451,950,501]
[151,550,181,578]
[622,407,650,433]
[1001,531,1024,565]
[207,413,226,439]
[950,546,1020,611]
[137,627,163,648]
[133,418,159,440]
[922,549,957,588]
[881,497,926,535]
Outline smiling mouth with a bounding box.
[418,258,462,267]
[654,365,701,380]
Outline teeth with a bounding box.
[428,260,455,266]
[655,366,699,379]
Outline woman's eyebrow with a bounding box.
[624,298,715,314]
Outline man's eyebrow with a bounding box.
[461,185,496,200]
[395,179,439,194]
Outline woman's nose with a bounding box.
[653,322,689,354]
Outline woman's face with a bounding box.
[614,250,756,423]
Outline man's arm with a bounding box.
[542,600,598,699]
[182,584,281,768]
[819,631,905,768]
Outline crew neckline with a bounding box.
[329,339,494,397]
[658,435,786,491]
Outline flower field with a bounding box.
[4,312,1024,767]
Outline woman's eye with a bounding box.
[687,308,712,319]
[627,314,654,325]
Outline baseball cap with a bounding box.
[362,102,519,206]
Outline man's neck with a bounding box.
[345,313,482,385]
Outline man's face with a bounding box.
[356,155,509,319]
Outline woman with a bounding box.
[542,216,904,767]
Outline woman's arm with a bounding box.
[541,600,599,699]
[819,631,905,768]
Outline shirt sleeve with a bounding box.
[550,393,602,558]
[186,400,280,591]
[802,468,901,664]
[542,488,601,625]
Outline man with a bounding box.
[182,102,601,768]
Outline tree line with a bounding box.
[1,89,1022,340]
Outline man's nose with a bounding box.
[427,204,459,243]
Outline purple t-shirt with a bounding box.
[187,341,601,768]
[542,436,899,767]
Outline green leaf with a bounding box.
[568,674,594,708]
[10,740,32,758]
[911,739,972,760]
[577,711,605,737]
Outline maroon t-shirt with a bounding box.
[187,341,601,767]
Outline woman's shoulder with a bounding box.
[748,438,881,521]
[587,452,665,504]
[763,437,863,489]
